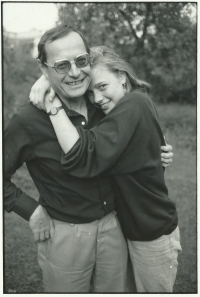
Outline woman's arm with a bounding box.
[29,75,56,110]
[29,79,173,169]
[45,96,80,152]
[29,76,79,151]
[44,92,173,178]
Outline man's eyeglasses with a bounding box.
[44,53,91,74]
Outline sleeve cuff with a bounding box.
[12,193,40,221]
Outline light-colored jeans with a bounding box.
[127,226,182,292]
[38,211,128,293]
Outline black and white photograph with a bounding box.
[3,1,197,293]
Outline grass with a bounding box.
[156,103,197,293]
[4,103,197,293]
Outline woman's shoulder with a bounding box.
[120,90,158,118]
[120,90,152,109]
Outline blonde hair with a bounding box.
[90,46,150,93]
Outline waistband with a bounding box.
[53,211,117,227]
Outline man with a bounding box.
[4,24,173,293]
[4,24,128,293]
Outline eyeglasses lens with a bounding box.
[55,61,71,74]
[55,54,90,74]
[76,55,89,67]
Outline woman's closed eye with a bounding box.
[99,84,107,91]
[87,90,94,98]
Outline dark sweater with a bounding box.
[61,91,178,240]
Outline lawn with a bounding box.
[4,103,197,293]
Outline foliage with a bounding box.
[3,3,197,126]
[57,2,197,103]
[3,35,41,125]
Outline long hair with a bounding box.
[90,46,150,93]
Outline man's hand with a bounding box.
[29,205,55,242]
[161,144,173,168]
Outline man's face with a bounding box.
[42,32,91,102]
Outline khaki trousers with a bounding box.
[128,226,182,292]
[38,211,128,292]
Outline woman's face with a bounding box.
[87,65,126,114]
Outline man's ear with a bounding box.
[119,71,127,84]
[37,59,49,79]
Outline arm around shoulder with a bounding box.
[61,92,142,177]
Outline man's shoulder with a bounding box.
[6,102,51,141]
[15,101,45,123]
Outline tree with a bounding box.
[56,2,196,103]
[3,32,41,124]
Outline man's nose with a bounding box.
[68,63,81,78]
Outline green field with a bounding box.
[4,103,197,293]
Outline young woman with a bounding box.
[30,46,181,292]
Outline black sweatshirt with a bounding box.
[61,91,178,240]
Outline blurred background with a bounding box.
[3,2,197,293]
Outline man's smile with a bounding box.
[65,77,86,86]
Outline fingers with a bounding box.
[161,157,173,164]
[48,87,56,102]
[50,221,55,242]
[45,229,50,239]
[161,144,173,152]
[161,152,174,159]
[29,87,49,111]
[161,156,172,168]
[33,221,54,243]
[29,85,35,102]
[33,230,49,243]
[29,89,42,110]
[161,142,173,167]
[36,100,46,111]
[35,88,48,110]
[41,232,46,242]
[162,163,171,168]
[33,232,40,243]
[33,231,47,242]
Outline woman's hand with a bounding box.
[29,75,56,110]
[161,144,173,168]
[45,95,62,113]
